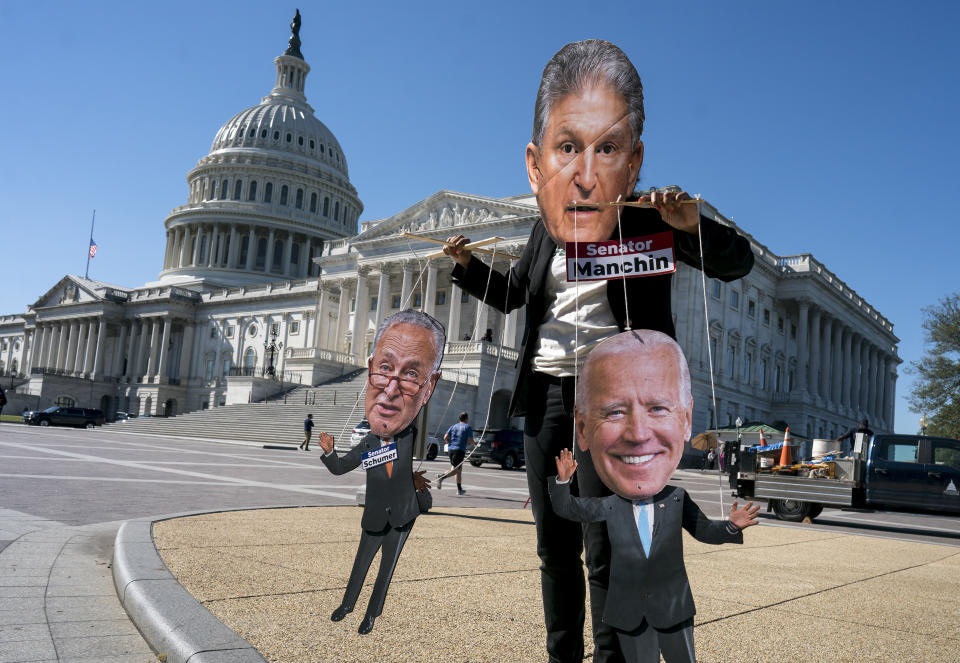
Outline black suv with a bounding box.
[469,429,525,470]
[25,406,105,429]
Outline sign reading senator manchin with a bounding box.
[565,233,676,282]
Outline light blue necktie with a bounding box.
[637,505,651,557]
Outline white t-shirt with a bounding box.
[532,250,619,377]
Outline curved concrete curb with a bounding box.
[113,516,268,663]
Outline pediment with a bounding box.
[355,190,538,243]
[32,276,103,308]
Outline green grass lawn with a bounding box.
[0,414,24,423]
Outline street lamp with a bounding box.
[919,414,928,436]
[263,328,283,378]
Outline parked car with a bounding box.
[350,419,371,446]
[470,429,525,470]
[113,411,133,422]
[425,435,442,461]
[25,406,105,429]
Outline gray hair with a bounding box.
[532,39,645,148]
[372,309,446,373]
[575,330,691,412]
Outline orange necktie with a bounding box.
[383,439,393,477]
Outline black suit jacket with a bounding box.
[322,428,419,531]
[451,205,754,416]
[549,481,742,631]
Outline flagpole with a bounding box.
[84,210,96,279]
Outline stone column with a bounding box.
[206,226,217,268]
[424,261,438,317]
[21,329,33,373]
[848,335,860,414]
[125,321,139,380]
[134,319,149,381]
[885,363,897,428]
[82,318,96,376]
[351,267,370,361]
[157,317,172,382]
[820,316,833,404]
[302,238,312,278]
[808,309,822,399]
[227,227,238,269]
[828,321,840,404]
[144,318,160,379]
[447,282,463,344]
[179,323,196,382]
[505,307,520,348]
[68,321,82,374]
[179,226,192,267]
[56,322,69,371]
[336,280,351,354]
[245,226,256,270]
[795,300,809,394]
[214,320,226,377]
[858,339,869,417]
[279,313,292,373]
[283,233,294,277]
[375,265,390,329]
[113,322,128,379]
[191,225,202,267]
[400,260,414,309]
[34,324,47,369]
[475,299,490,341]
[876,354,887,427]
[314,283,330,348]
[266,229,276,272]
[841,328,853,411]
[867,346,879,421]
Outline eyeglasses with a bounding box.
[368,371,431,396]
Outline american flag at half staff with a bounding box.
[89,238,98,259]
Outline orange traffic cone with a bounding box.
[779,427,792,466]
[759,430,767,446]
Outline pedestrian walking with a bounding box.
[300,413,314,450]
[438,412,474,495]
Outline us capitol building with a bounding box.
[0,15,900,441]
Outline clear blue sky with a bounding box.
[2,1,957,435]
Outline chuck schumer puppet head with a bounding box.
[365,310,445,439]
[525,40,645,244]
[575,330,692,500]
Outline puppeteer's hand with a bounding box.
[640,189,699,234]
[555,448,578,483]
[413,470,431,492]
[442,235,472,268]
[317,431,334,454]
[729,500,760,529]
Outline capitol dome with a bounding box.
[158,10,362,287]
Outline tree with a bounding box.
[909,294,960,439]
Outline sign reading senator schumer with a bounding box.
[564,232,676,282]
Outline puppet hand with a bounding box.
[317,431,334,454]
[729,500,760,529]
[414,470,431,492]
[443,235,473,267]
[555,448,578,483]
[640,189,699,234]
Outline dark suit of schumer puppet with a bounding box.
[321,427,419,620]
[451,203,754,661]
[549,480,742,663]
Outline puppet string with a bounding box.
[431,243,517,477]
[614,194,632,331]
[694,205,725,516]
[399,235,508,474]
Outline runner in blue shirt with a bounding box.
[438,412,474,495]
